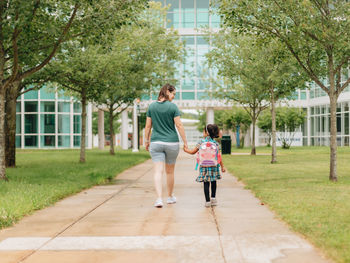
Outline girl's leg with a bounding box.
[211,181,217,198]
[154,162,164,199]
[165,163,175,197]
[203,182,210,202]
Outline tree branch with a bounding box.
[20,3,79,80]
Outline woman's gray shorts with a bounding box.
[149,142,179,164]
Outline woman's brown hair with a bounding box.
[158,83,176,101]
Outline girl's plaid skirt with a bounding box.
[196,165,222,182]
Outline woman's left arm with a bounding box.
[174,116,188,150]
[144,117,152,151]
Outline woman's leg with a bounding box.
[203,182,210,202]
[211,181,217,198]
[154,162,164,199]
[165,163,175,197]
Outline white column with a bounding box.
[98,109,105,150]
[121,110,128,150]
[307,106,311,146]
[87,104,93,149]
[132,102,139,152]
[206,107,214,125]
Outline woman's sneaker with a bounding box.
[154,198,163,208]
[205,201,211,207]
[211,198,217,206]
[167,196,177,204]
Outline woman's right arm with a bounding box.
[174,116,188,150]
[144,117,152,151]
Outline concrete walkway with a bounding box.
[0,153,332,263]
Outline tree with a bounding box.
[277,107,306,149]
[92,112,120,137]
[44,45,108,162]
[224,108,251,148]
[96,3,184,155]
[258,107,306,149]
[218,0,350,180]
[1,0,147,179]
[207,32,304,157]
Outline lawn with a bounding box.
[223,146,350,263]
[0,149,150,229]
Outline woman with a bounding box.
[144,83,188,208]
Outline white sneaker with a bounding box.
[205,201,211,207]
[154,198,163,208]
[167,196,177,204]
[211,198,217,206]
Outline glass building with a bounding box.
[16,86,92,149]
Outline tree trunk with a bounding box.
[329,94,338,181]
[271,87,277,164]
[251,112,256,155]
[109,108,115,155]
[0,88,8,181]
[79,90,87,163]
[98,109,105,150]
[5,84,19,168]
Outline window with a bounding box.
[24,90,38,100]
[40,86,55,99]
[58,115,70,134]
[74,115,81,133]
[25,136,38,147]
[58,136,70,147]
[58,102,70,113]
[41,136,55,147]
[25,114,38,133]
[40,102,55,112]
[25,101,38,112]
[41,114,55,134]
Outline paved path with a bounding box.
[0,153,332,263]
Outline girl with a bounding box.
[184,124,226,207]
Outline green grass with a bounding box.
[0,149,150,229]
[223,146,350,263]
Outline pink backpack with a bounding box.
[196,139,222,169]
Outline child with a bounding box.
[184,124,226,207]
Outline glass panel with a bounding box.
[73,103,82,113]
[182,12,195,28]
[40,86,55,99]
[40,101,55,112]
[74,136,81,147]
[167,12,180,28]
[197,12,209,27]
[182,92,195,100]
[345,112,349,135]
[24,90,38,99]
[58,135,70,147]
[310,117,314,136]
[58,102,70,113]
[41,136,55,147]
[58,114,70,134]
[337,103,341,112]
[181,79,195,90]
[210,13,221,28]
[344,136,350,146]
[16,136,21,148]
[16,115,21,134]
[337,113,341,133]
[57,90,71,100]
[344,102,349,112]
[40,114,55,134]
[24,135,38,147]
[181,0,194,11]
[16,102,21,112]
[174,92,180,100]
[24,114,38,133]
[197,0,209,9]
[166,0,179,11]
[198,79,210,90]
[197,92,210,100]
[74,115,81,133]
[300,91,307,100]
[25,101,38,112]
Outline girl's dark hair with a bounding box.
[158,83,176,101]
[205,124,220,139]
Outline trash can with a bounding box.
[221,135,231,155]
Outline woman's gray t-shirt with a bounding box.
[146,101,181,142]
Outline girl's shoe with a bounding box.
[154,198,163,208]
[167,196,177,204]
[211,198,217,206]
[205,201,211,207]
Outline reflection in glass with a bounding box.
[25,101,38,112]
[58,115,70,134]
[58,102,70,113]
[58,136,71,147]
[40,101,55,112]
[25,136,38,147]
[41,136,55,147]
[41,114,55,133]
[25,114,38,133]
[74,115,81,133]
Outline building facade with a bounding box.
[16,86,93,149]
